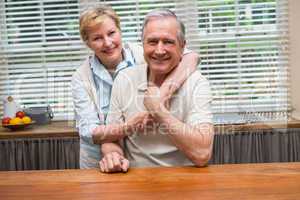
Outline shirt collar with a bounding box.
[90,54,112,85]
[90,48,135,85]
[136,63,148,92]
[121,47,135,69]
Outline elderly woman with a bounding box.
[72,4,199,169]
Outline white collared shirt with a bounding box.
[107,64,213,167]
[72,48,135,169]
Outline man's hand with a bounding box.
[99,151,129,173]
[159,51,199,108]
[144,86,167,117]
[126,111,152,133]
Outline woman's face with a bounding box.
[86,16,122,70]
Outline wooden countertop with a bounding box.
[0,162,299,200]
[214,119,300,133]
[0,121,78,139]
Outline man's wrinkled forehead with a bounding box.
[143,17,180,39]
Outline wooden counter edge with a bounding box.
[0,121,78,139]
[1,120,300,139]
[214,119,300,133]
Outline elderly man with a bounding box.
[93,9,214,172]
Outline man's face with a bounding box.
[143,17,185,76]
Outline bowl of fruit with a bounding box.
[2,111,34,131]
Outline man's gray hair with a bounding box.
[141,9,186,44]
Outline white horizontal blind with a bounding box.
[0,0,87,120]
[195,0,290,116]
[92,0,290,119]
[0,0,289,122]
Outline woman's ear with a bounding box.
[85,40,91,49]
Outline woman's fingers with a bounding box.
[103,157,109,173]
[99,160,105,172]
[111,152,122,171]
[105,153,115,170]
[120,158,130,172]
[100,152,129,173]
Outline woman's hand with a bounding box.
[159,79,177,109]
[99,151,129,173]
[160,51,199,109]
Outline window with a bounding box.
[0,0,85,120]
[195,0,290,123]
[0,0,289,123]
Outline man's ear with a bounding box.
[182,39,186,48]
[181,39,186,53]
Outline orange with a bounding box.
[22,116,32,124]
[9,117,23,125]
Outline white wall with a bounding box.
[289,0,300,119]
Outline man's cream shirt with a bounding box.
[107,64,213,167]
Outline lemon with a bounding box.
[9,117,23,125]
[22,116,32,124]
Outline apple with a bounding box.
[2,117,11,125]
[16,111,26,119]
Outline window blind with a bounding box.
[0,0,86,120]
[0,0,289,122]
[195,0,290,118]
